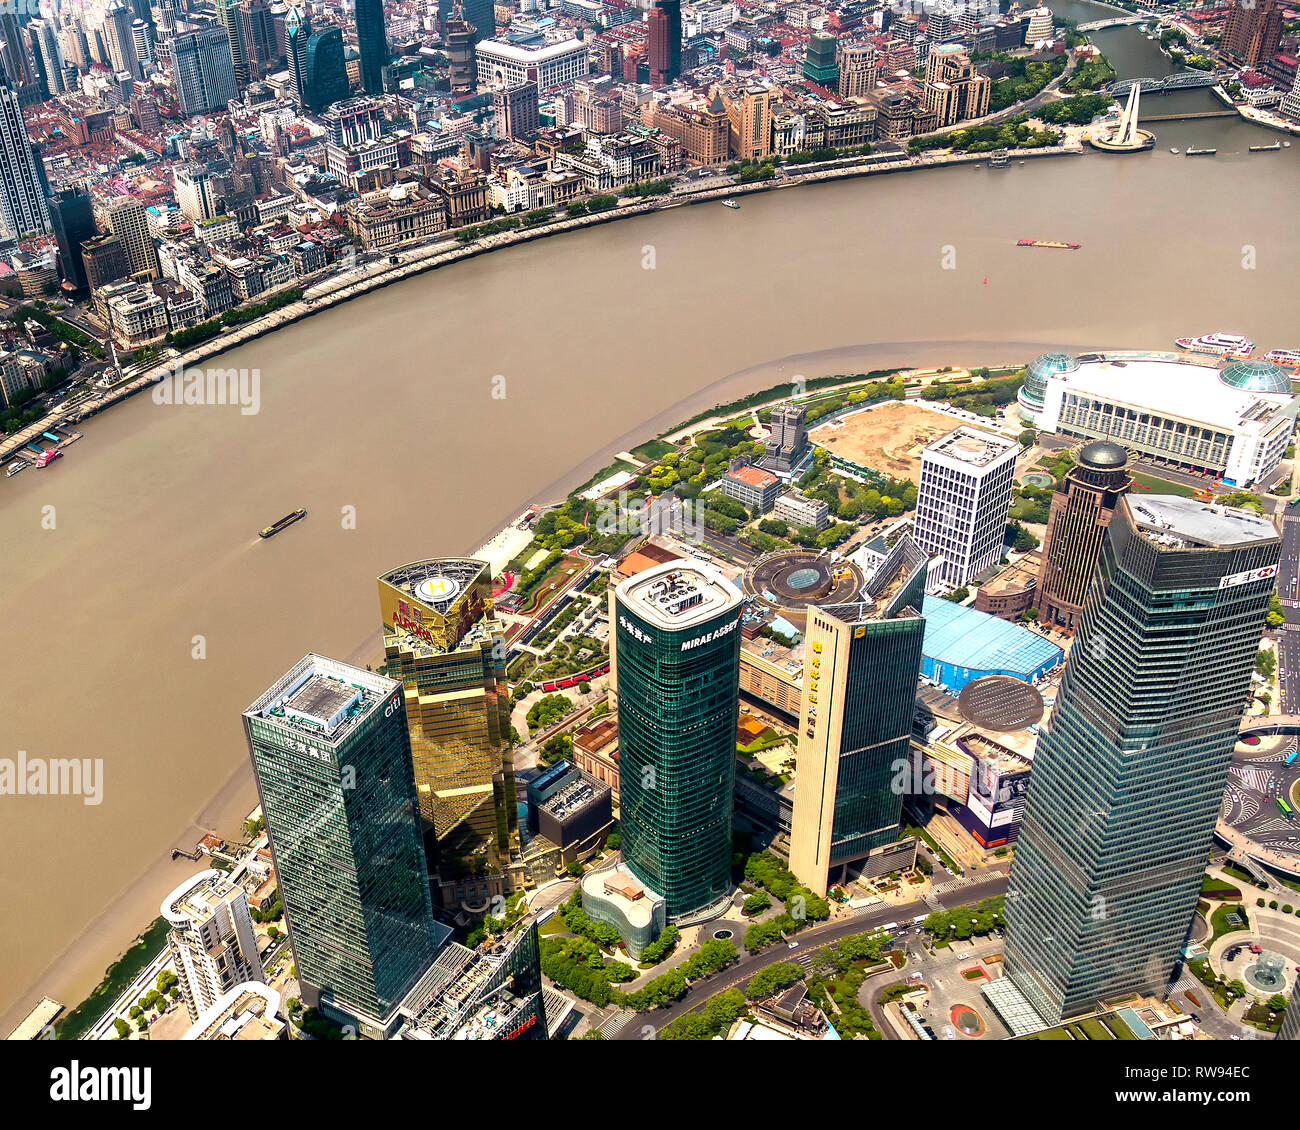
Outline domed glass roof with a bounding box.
[1022,352,1080,407]
[1079,441,1127,468]
[1219,358,1293,396]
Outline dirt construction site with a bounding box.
[809,401,966,482]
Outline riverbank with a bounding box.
[9,332,1104,1040]
[0,143,1081,467]
[6,96,1297,1035]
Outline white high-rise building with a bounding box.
[912,425,1018,592]
[0,81,50,239]
[1023,5,1054,45]
[162,869,264,1022]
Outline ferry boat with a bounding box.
[1017,239,1082,250]
[1249,141,1283,152]
[1174,333,1256,357]
[1264,348,1300,370]
[259,508,308,538]
[33,449,62,468]
[1169,147,1180,154]
[1185,147,1217,156]
[6,460,26,477]
[721,199,740,209]
[989,151,1010,167]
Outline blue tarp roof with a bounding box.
[920,596,1063,679]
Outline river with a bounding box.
[1,10,1297,1033]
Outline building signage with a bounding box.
[393,601,434,644]
[680,617,740,652]
[1219,565,1278,590]
[618,613,652,644]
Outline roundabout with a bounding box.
[1217,734,1300,876]
[742,550,865,626]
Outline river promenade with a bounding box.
[0,143,1081,466]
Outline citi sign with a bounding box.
[1219,564,1278,590]
[680,617,740,652]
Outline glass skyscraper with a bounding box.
[611,561,742,920]
[1002,496,1280,1025]
[378,558,519,908]
[243,654,443,1038]
[355,0,387,93]
[789,535,928,895]
[303,26,350,113]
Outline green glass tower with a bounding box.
[803,32,840,87]
[1002,497,1280,1026]
[611,561,743,920]
[243,654,444,1039]
[789,535,928,896]
[303,26,350,113]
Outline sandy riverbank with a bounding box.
[6,331,1105,1039]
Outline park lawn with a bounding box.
[1209,903,1250,944]
[631,438,677,462]
[1127,470,1198,498]
[1079,1017,1115,1041]
[1022,1026,1074,1040]
[1201,875,1242,901]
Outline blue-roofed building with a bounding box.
[920,596,1063,691]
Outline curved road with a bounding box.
[614,871,1011,1039]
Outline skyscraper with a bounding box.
[285,5,311,105]
[913,426,1018,593]
[50,188,98,293]
[28,21,63,99]
[105,195,160,279]
[439,0,494,43]
[0,81,50,239]
[803,32,839,87]
[1036,441,1131,630]
[377,558,520,907]
[445,10,477,93]
[302,25,349,113]
[789,535,928,896]
[0,11,36,91]
[105,2,142,79]
[161,869,263,1022]
[237,0,278,80]
[171,26,239,116]
[243,654,444,1039]
[647,1,681,87]
[355,0,386,94]
[216,0,249,84]
[1000,497,1280,1027]
[611,561,742,920]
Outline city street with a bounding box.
[610,871,1012,1039]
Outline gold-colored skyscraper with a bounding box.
[377,557,520,907]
